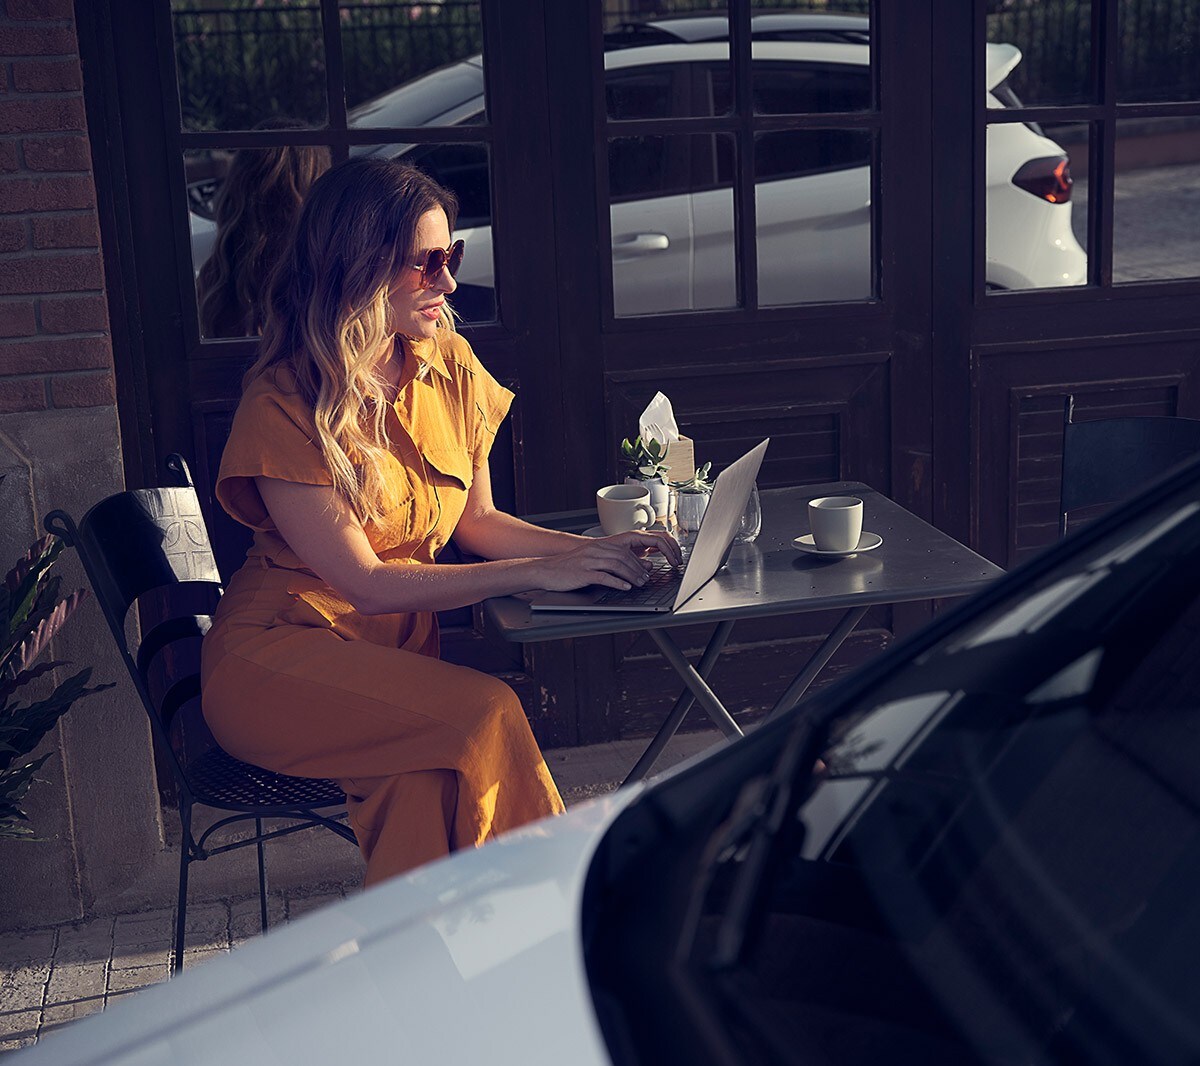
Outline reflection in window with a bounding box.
[1118,0,1200,103]
[985,0,1092,107]
[609,134,736,317]
[985,122,1087,292]
[341,1,485,117]
[171,1,327,131]
[190,139,331,339]
[1114,117,1200,283]
[755,129,873,305]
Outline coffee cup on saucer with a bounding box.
[596,484,656,535]
[808,496,864,552]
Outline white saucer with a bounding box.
[793,531,883,557]
[582,525,605,538]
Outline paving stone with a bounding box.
[229,895,285,945]
[111,910,175,952]
[0,962,50,1014]
[106,963,169,1000]
[109,946,171,972]
[181,947,229,971]
[0,929,56,967]
[286,892,341,921]
[41,995,105,1028]
[0,1009,41,1050]
[45,958,106,1009]
[52,919,114,964]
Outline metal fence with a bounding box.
[171,0,1197,131]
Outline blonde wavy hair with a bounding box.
[248,158,460,523]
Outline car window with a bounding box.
[793,489,1200,1064]
[609,135,691,201]
[706,61,871,115]
[401,142,491,228]
[606,65,678,120]
[754,128,871,181]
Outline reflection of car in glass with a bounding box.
[26,455,1200,1064]
[189,14,1086,321]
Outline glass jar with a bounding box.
[734,482,761,543]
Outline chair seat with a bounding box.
[187,746,345,812]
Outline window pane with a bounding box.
[602,2,729,120]
[1114,117,1200,283]
[986,0,1092,106]
[609,134,736,316]
[188,144,332,339]
[342,1,486,122]
[755,130,873,305]
[171,1,327,131]
[1118,0,1200,102]
[985,121,1088,292]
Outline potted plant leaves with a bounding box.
[0,534,113,840]
[619,435,671,522]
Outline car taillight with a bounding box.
[1012,155,1073,203]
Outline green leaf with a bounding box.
[0,668,114,765]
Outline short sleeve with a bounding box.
[216,380,333,532]
[468,353,514,469]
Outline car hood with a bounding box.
[19,789,644,1066]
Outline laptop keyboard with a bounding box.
[592,558,682,609]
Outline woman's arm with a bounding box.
[256,475,679,616]
[453,458,682,564]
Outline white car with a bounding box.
[20,453,1200,1065]
[189,16,1085,320]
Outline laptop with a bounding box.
[529,438,769,613]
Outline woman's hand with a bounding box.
[531,529,683,593]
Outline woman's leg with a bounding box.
[203,627,565,881]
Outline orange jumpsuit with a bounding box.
[200,332,565,886]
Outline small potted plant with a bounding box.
[619,436,671,521]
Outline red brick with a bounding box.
[0,375,47,413]
[0,217,26,251]
[6,0,76,19]
[0,97,85,135]
[23,135,90,172]
[0,142,18,173]
[12,59,82,94]
[39,293,106,333]
[31,212,97,248]
[0,300,36,337]
[0,175,94,213]
[0,252,102,294]
[49,370,114,409]
[0,335,110,374]
[0,25,76,57]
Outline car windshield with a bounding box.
[347,59,485,129]
[585,462,1200,1066]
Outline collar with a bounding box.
[402,334,451,384]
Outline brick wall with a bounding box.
[0,0,115,414]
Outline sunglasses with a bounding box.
[415,239,465,288]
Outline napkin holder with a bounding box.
[662,434,695,486]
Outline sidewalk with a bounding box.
[0,731,724,1052]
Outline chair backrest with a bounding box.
[44,455,224,787]
[1059,403,1200,537]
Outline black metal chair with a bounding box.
[44,454,355,974]
[1059,398,1200,538]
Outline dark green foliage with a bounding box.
[0,535,114,840]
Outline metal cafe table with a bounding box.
[483,482,1004,785]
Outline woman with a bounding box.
[201,159,680,886]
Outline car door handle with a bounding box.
[613,233,670,259]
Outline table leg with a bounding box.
[765,606,869,720]
[622,620,736,787]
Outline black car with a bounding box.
[587,455,1200,1066]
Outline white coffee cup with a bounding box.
[597,483,656,535]
[808,496,864,552]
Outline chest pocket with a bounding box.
[420,445,474,492]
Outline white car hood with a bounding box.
[20,789,643,1066]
